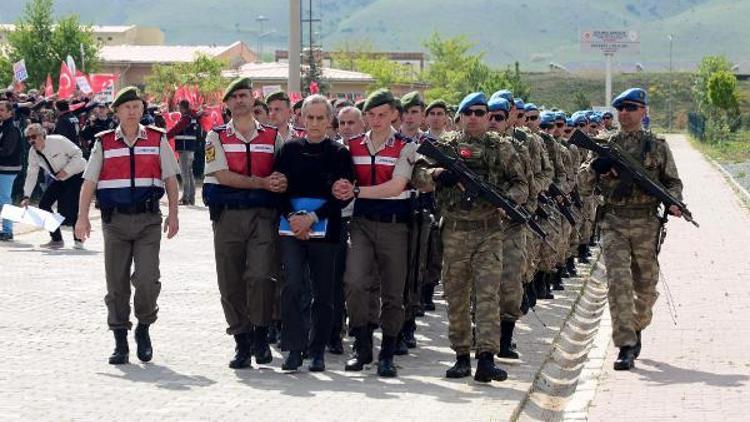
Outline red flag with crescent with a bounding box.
[44,74,54,97]
[200,105,224,132]
[57,62,75,99]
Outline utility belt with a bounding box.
[356,212,410,225]
[602,205,657,219]
[101,199,160,223]
[444,216,503,232]
[208,203,270,221]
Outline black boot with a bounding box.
[308,352,325,372]
[134,323,153,362]
[394,331,409,355]
[327,334,344,355]
[229,333,253,369]
[559,264,570,279]
[267,321,280,345]
[553,268,565,291]
[377,335,398,377]
[445,354,472,378]
[282,350,303,371]
[403,319,417,349]
[474,352,508,383]
[498,320,520,359]
[109,329,129,365]
[345,327,372,371]
[566,257,578,277]
[614,346,636,370]
[544,272,556,299]
[585,244,592,257]
[634,331,642,359]
[577,244,590,264]
[423,284,436,311]
[533,271,547,300]
[253,326,273,365]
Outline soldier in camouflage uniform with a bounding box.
[413,92,527,382]
[579,88,683,371]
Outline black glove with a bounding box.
[591,157,614,174]
[435,169,460,188]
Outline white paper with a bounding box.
[1,205,65,232]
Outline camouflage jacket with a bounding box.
[579,129,683,208]
[413,130,528,222]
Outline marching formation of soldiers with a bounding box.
[72,78,684,381]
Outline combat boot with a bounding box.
[108,329,129,365]
[282,350,303,371]
[613,346,636,370]
[395,331,409,355]
[552,269,565,291]
[559,264,570,279]
[474,352,508,383]
[134,323,153,362]
[423,284,436,311]
[577,244,590,264]
[345,327,372,371]
[498,320,520,359]
[544,272,556,299]
[377,335,398,377]
[267,320,280,345]
[533,271,547,300]
[566,257,578,277]
[403,319,417,348]
[253,326,273,365]
[445,354,472,378]
[229,333,253,369]
[634,331,642,359]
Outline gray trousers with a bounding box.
[178,151,195,202]
[103,212,162,330]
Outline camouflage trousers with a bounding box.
[524,227,541,283]
[442,224,503,355]
[423,216,443,288]
[557,217,573,265]
[500,224,526,322]
[580,197,597,245]
[600,212,661,348]
[537,214,561,272]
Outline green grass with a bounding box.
[688,132,750,163]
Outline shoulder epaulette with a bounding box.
[94,128,115,139]
[146,125,166,134]
[211,124,228,132]
[394,132,412,143]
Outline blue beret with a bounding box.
[612,88,648,108]
[554,111,567,121]
[572,112,588,126]
[589,114,602,124]
[540,111,556,126]
[566,118,574,127]
[514,98,525,110]
[458,92,488,114]
[490,90,514,103]
[488,97,511,113]
[524,103,538,112]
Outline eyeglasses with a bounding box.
[461,109,487,117]
[577,123,587,128]
[563,128,573,134]
[489,114,506,122]
[589,125,599,129]
[555,122,565,128]
[517,113,525,118]
[603,116,612,120]
[526,115,539,121]
[615,104,643,112]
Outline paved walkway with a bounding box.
[586,135,750,422]
[0,197,593,421]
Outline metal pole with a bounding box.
[80,43,86,73]
[289,0,301,93]
[668,34,674,132]
[605,53,613,107]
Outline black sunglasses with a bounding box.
[603,116,612,119]
[577,123,587,128]
[563,128,573,134]
[490,114,506,122]
[526,115,539,121]
[461,109,487,117]
[589,124,599,129]
[555,122,564,128]
[615,104,643,112]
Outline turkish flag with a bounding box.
[75,71,93,94]
[289,91,303,104]
[44,74,54,97]
[164,111,182,132]
[309,81,319,94]
[57,62,75,99]
[88,73,117,94]
[200,105,224,132]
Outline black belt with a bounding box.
[107,203,157,215]
[357,213,409,224]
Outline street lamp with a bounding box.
[668,34,674,132]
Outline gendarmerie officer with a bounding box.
[75,86,181,365]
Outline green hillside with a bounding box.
[1,0,747,69]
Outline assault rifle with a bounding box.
[417,138,552,245]
[568,129,698,227]
[547,183,578,226]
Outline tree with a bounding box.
[145,54,230,104]
[330,40,417,93]
[1,0,100,89]
[692,55,741,143]
[707,70,739,112]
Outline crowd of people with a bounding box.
[0,76,683,381]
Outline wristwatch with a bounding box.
[353,186,361,198]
